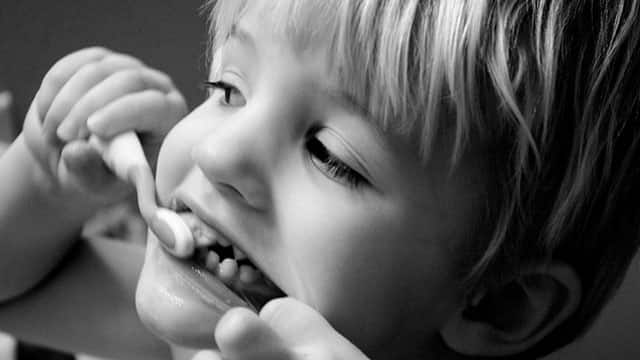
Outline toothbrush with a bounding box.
[88,131,194,258]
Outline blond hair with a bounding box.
[204,0,640,356]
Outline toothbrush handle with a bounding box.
[88,132,158,219]
[88,131,148,183]
[88,132,194,258]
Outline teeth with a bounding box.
[179,212,224,248]
[194,225,217,247]
[170,198,188,212]
[218,258,238,283]
[205,251,220,272]
[239,265,259,284]
[180,212,198,227]
[233,246,247,260]
[217,236,231,247]
[178,209,262,286]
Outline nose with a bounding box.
[191,106,283,210]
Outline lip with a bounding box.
[170,189,287,305]
[156,238,248,311]
[136,232,249,348]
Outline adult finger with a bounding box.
[36,47,109,127]
[191,350,224,360]
[58,67,175,140]
[44,53,143,142]
[215,307,293,360]
[260,298,369,360]
[86,89,186,139]
[259,297,332,341]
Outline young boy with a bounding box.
[2,1,640,359]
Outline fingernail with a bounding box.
[150,209,194,258]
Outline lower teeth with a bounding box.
[239,265,259,283]
[218,258,238,283]
[173,209,285,309]
[205,251,220,272]
[195,247,262,286]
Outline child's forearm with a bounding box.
[0,135,94,301]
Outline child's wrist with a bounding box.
[16,135,101,223]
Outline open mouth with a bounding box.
[168,198,285,311]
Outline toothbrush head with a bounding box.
[150,208,194,258]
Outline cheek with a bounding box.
[276,185,456,348]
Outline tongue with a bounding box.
[201,254,286,311]
[180,212,287,309]
[234,277,287,310]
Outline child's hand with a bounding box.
[192,297,370,360]
[22,47,187,205]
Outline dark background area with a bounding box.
[1,1,640,359]
[0,0,208,135]
[0,1,206,359]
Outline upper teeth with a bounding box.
[171,198,260,285]
[233,247,247,260]
[178,212,247,262]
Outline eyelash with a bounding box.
[306,135,368,188]
[203,80,366,189]
[203,80,242,105]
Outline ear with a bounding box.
[440,263,581,357]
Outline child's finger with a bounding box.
[215,307,293,360]
[58,140,121,194]
[45,54,145,142]
[58,67,175,140]
[87,89,187,139]
[36,47,109,128]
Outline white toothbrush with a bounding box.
[89,131,194,258]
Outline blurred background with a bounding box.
[1,1,639,359]
[0,1,206,359]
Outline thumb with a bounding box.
[259,297,369,359]
[215,307,293,360]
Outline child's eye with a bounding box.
[203,80,246,106]
[305,136,368,188]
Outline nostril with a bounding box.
[213,179,269,211]
[191,140,269,210]
[214,181,246,201]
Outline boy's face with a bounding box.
[135,5,489,357]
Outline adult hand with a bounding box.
[191,297,369,360]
